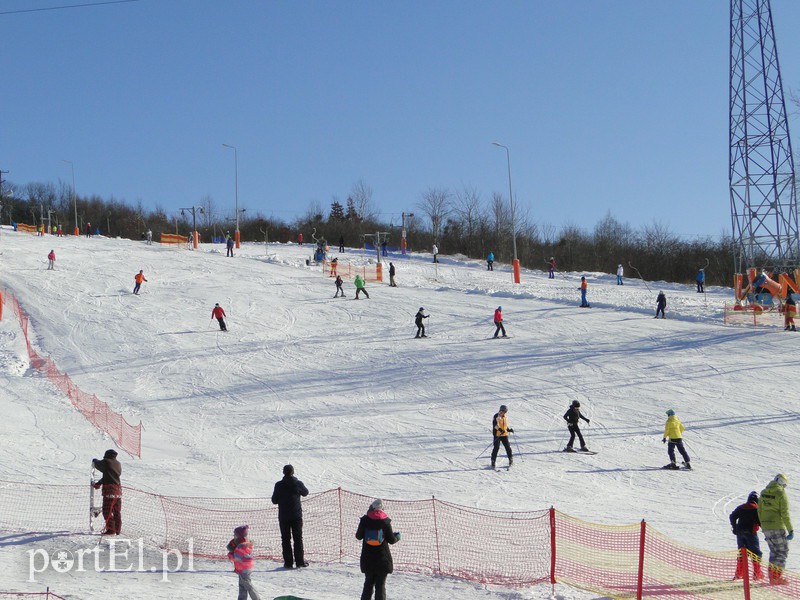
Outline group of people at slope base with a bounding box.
[729,474,794,585]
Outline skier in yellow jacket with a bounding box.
[490,405,513,470]
[662,409,691,470]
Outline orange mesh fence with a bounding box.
[159,233,188,245]
[724,303,786,328]
[7,292,142,458]
[322,260,382,282]
[15,223,37,234]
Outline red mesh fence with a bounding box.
[1,480,797,598]
[322,260,382,282]
[6,292,142,458]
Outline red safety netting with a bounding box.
[322,260,383,282]
[6,293,142,458]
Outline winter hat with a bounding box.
[499,405,508,412]
[497,306,502,311]
[215,303,219,306]
[233,525,249,538]
[103,449,118,458]
[571,400,580,407]
[747,491,759,504]
[665,409,675,416]
[283,464,294,477]
[774,473,789,487]
[419,307,424,311]
[369,498,384,511]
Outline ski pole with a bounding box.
[476,440,494,459]
[511,431,522,461]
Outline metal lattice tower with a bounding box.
[729,0,798,273]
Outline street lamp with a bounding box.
[221,143,240,248]
[491,142,520,284]
[61,160,79,236]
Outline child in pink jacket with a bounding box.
[227,525,261,600]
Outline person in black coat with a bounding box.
[563,400,590,452]
[356,498,400,600]
[388,262,397,287]
[655,291,667,319]
[339,235,345,253]
[414,307,428,338]
[730,491,764,580]
[92,449,122,535]
[271,464,309,569]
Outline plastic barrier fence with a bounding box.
[0,480,796,598]
[322,260,383,282]
[16,223,37,234]
[723,304,786,328]
[7,293,142,458]
[159,233,188,245]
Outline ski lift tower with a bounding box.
[729,0,798,274]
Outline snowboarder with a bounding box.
[493,306,507,338]
[662,409,691,470]
[487,251,494,271]
[133,270,147,295]
[548,257,556,279]
[414,307,428,338]
[226,235,234,257]
[146,229,152,245]
[432,242,439,263]
[226,525,261,600]
[730,491,764,580]
[271,464,309,569]
[388,262,397,287]
[354,274,370,299]
[356,498,400,600]
[490,404,513,469]
[616,264,624,285]
[212,303,227,331]
[758,474,793,585]
[784,291,796,331]
[92,449,122,535]
[334,275,345,298]
[696,268,705,293]
[580,277,589,307]
[655,291,667,319]
[47,249,55,270]
[563,400,590,452]
[339,235,345,253]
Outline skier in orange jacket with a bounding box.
[133,270,147,295]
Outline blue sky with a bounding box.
[2,0,799,238]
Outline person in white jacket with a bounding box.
[616,264,624,285]
[432,243,439,263]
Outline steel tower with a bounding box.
[729,0,798,273]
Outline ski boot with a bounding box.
[579,446,590,452]
[563,447,576,453]
[663,461,680,470]
[682,460,692,470]
[491,461,496,470]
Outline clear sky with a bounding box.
[2,0,799,238]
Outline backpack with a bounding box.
[364,527,384,546]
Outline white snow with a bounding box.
[0,228,796,599]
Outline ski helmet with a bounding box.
[215,303,219,306]
[571,400,580,407]
[499,404,508,412]
[774,473,789,487]
[747,491,759,503]
[419,307,424,311]
[666,409,675,416]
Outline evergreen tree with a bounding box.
[330,200,345,222]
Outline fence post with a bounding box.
[549,506,556,585]
[338,487,343,561]
[741,547,750,600]
[637,519,646,600]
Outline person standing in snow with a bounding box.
[212,303,227,331]
[662,409,691,470]
[334,275,345,298]
[388,262,397,287]
[146,229,152,245]
[47,250,55,270]
[548,257,556,279]
[493,306,507,338]
[226,525,261,600]
[92,449,122,535]
[85,222,92,238]
[354,274,370,299]
[730,491,764,580]
[696,268,705,293]
[563,400,590,452]
[784,291,796,331]
[758,474,793,585]
[487,251,494,271]
[655,291,667,319]
[133,270,147,295]
[579,277,589,307]
[298,232,303,246]
[616,264,624,285]
[414,307,428,338]
[356,498,400,600]
[226,234,235,257]
[490,404,513,469]
[339,235,345,253]
[432,242,439,263]
[271,464,309,569]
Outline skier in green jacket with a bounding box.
[354,274,370,299]
[757,473,793,585]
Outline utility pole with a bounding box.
[179,206,204,250]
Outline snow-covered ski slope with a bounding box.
[0,228,797,599]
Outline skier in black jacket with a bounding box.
[655,291,667,319]
[271,464,309,569]
[730,491,764,580]
[92,449,123,535]
[356,498,400,600]
[563,400,590,452]
[414,307,428,338]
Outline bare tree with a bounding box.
[417,187,451,241]
[453,184,482,240]
[350,179,376,222]
[490,191,510,239]
[200,195,216,228]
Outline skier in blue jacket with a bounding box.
[487,252,494,271]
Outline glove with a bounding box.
[787,531,794,541]
[662,438,666,444]
[508,428,514,433]
[586,419,590,424]
[93,483,101,490]
[395,532,402,541]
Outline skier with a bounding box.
[92,449,122,535]
[339,235,345,253]
[563,400,591,452]
[146,229,152,245]
[334,275,345,298]
[133,270,147,295]
[696,268,705,293]
[271,464,309,569]
[212,303,227,331]
[356,498,400,600]
[579,276,589,307]
[330,257,338,277]
[730,491,764,580]
[487,251,494,271]
[298,232,303,246]
[85,222,92,238]
[226,234,234,257]
[354,274,370,299]
[548,257,556,279]
[490,404,513,469]
[662,409,691,470]
[784,291,796,331]
[414,307,429,338]
[57,225,63,237]
[47,249,55,270]
[432,242,439,263]
[758,474,793,585]
[226,525,261,600]
[616,264,624,285]
[493,306,507,338]
[655,291,667,319]
[388,262,397,287]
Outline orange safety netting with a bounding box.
[159,233,188,245]
[323,260,383,282]
[15,224,38,234]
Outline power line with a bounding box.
[0,0,141,16]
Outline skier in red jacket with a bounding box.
[212,303,227,331]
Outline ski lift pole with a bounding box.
[628,261,651,293]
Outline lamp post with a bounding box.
[491,142,520,284]
[401,212,414,255]
[61,160,79,236]
[221,143,240,248]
